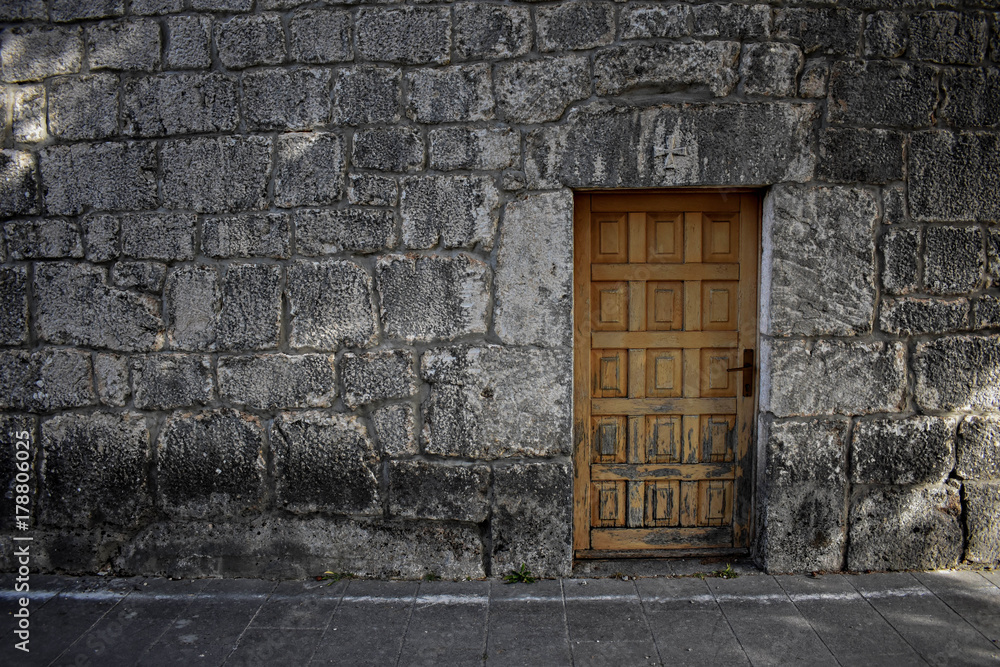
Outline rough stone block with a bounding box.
[219,354,336,410]
[389,461,489,522]
[0,150,38,217]
[191,0,250,10]
[341,349,416,409]
[215,14,285,70]
[295,208,394,256]
[910,132,1000,222]
[828,60,937,128]
[957,416,1000,480]
[52,0,123,21]
[495,56,590,124]
[865,11,908,58]
[492,462,572,577]
[692,3,770,40]
[356,6,450,65]
[495,191,573,347]
[502,169,526,191]
[371,404,417,457]
[879,297,968,336]
[112,261,166,292]
[0,349,95,412]
[799,60,829,98]
[924,225,983,295]
[765,339,906,417]
[883,185,908,225]
[761,419,847,574]
[287,260,377,350]
[377,255,490,342]
[773,8,862,56]
[942,68,1000,128]
[975,294,1000,328]
[165,265,219,351]
[132,0,184,15]
[203,214,290,259]
[0,266,27,345]
[993,12,1000,62]
[1,26,83,82]
[165,16,211,70]
[0,415,34,532]
[852,417,954,485]
[816,128,904,184]
[83,214,119,262]
[331,66,400,126]
[0,1,46,21]
[909,11,987,65]
[848,484,962,571]
[161,136,271,213]
[48,73,118,141]
[120,213,195,261]
[88,19,161,72]
[132,354,213,410]
[595,41,739,97]
[157,410,265,520]
[621,3,691,39]
[243,68,330,131]
[881,227,920,295]
[4,219,83,259]
[35,262,163,352]
[41,142,157,215]
[741,43,802,97]
[428,127,519,172]
[348,173,398,207]
[964,482,1000,563]
[914,334,1000,411]
[454,2,530,61]
[537,1,615,52]
[764,185,877,336]
[275,133,345,208]
[272,412,379,516]
[123,73,238,137]
[406,64,492,123]
[421,345,572,459]
[94,353,129,406]
[400,175,499,250]
[218,264,281,351]
[290,9,352,64]
[40,412,149,528]
[353,127,424,172]
[12,84,44,143]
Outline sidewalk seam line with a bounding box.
[773,575,844,667]
[220,580,280,666]
[843,574,931,667]
[46,587,129,667]
[305,577,351,665]
[633,579,664,666]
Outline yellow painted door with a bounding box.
[573,192,758,557]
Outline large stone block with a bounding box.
[331,66,400,126]
[537,1,615,52]
[594,41,740,97]
[161,136,271,213]
[909,131,1000,222]
[112,261,166,292]
[165,16,211,70]
[406,65,493,123]
[772,8,862,56]
[828,61,937,128]
[865,11,908,58]
[400,175,499,250]
[924,225,983,295]
[495,56,590,124]
[909,11,988,65]
[287,260,377,350]
[816,128,904,184]
[243,68,330,131]
[881,227,920,295]
[760,419,847,573]
[915,335,1000,411]
[191,0,250,10]
[133,0,184,15]
[495,191,573,347]
[94,353,129,406]
[941,68,1000,128]
[852,417,954,485]
[48,73,119,140]
[428,127,519,172]
[12,84,43,143]
[341,349,416,409]
[0,266,27,345]
[132,354,214,410]
[0,1,46,22]
[356,6,450,65]
[1,25,83,82]
[377,255,490,342]
[352,127,423,173]
[157,410,265,520]
[0,349,95,412]
[453,2,531,61]
[215,14,285,70]
[52,0,123,21]
[740,43,802,97]
[0,415,34,532]
[289,9,352,64]
[87,19,161,72]
[40,412,149,528]
[4,219,83,260]
[295,208,395,256]
[622,3,691,39]
[165,265,219,351]
[492,462,572,577]
[421,345,572,459]
[40,142,157,215]
[348,174,397,207]
[957,416,1000,480]
[389,461,489,522]
[975,294,1000,329]
[879,297,968,336]
[218,263,281,351]
[848,484,962,571]
[0,150,38,217]
[274,132,345,208]
[122,73,238,137]
[203,213,290,259]
[964,481,1000,563]
[371,404,417,457]
[120,213,195,261]
[219,354,336,410]
[82,214,119,262]
[765,339,906,417]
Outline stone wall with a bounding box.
[0,0,997,578]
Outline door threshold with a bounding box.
[572,553,758,579]
[575,547,748,560]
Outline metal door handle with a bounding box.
[725,349,754,397]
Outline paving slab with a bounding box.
[913,571,1000,645]
[563,579,651,643]
[571,639,661,666]
[398,581,489,666]
[981,570,1000,588]
[249,579,346,630]
[226,628,325,666]
[311,580,417,665]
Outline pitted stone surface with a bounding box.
[218,264,281,351]
[964,481,1000,563]
[879,297,969,336]
[389,461,490,522]
[909,11,987,66]
[215,14,285,70]
[957,416,1000,480]
[492,462,572,577]
[331,66,400,126]
[12,84,44,143]
[799,60,829,99]
[120,213,195,261]
[4,219,83,260]
[287,260,378,350]
[162,136,272,213]
[692,3,770,40]
[87,19,161,72]
[356,6,450,66]
[352,127,424,173]
[0,415,34,532]
[816,128,904,184]
[165,16,211,70]
[740,43,802,97]
[203,214,290,259]
[49,73,119,140]
[274,132,345,208]
[348,174,398,207]
[289,9,352,64]
[0,150,38,216]
[132,354,214,410]
[165,265,219,351]
[0,349,95,412]
[243,68,331,132]
[915,334,1000,411]
[0,1,46,22]
[219,354,337,410]
[0,266,27,345]
[429,127,519,172]
[828,61,937,128]
[594,41,740,97]
[94,353,129,407]
[852,417,954,485]
[881,227,920,295]
[621,3,691,39]
[112,261,166,292]
[495,56,590,124]
[882,185,908,225]
[772,8,862,56]
[295,209,395,256]
[865,11,908,58]
[1,25,83,82]
[924,226,984,295]
[41,142,157,215]
[909,131,1000,222]
[401,175,499,250]
[453,3,531,61]
[371,404,417,457]
[52,0,123,22]
[83,215,119,263]
[537,1,615,52]
[406,65,493,123]
[942,68,1000,128]
[122,73,239,137]
[341,349,416,409]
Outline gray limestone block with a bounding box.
[122,73,239,138]
[40,142,157,216]
[852,417,955,485]
[453,2,531,61]
[356,6,450,65]
[0,349,95,411]
[389,461,490,522]
[847,483,962,571]
[964,481,1000,563]
[244,68,331,131]
[760,419,848,574]
[165,265,219,351]
[112,261,167,292]
[371,403,417,457]
[495,56,590,124]
[274,132,345,208]
[0,150,38,217]
[12,84,44,143]
[773,8,862,56]
[492,461,572,577]
[353,127,424,173]
[957,416,1000,480]
[914,334,1000,411]
[203,214,291,259]
[48,73,119,141]
[219,354,337,410]
[975,294,1000,328]
[828,60,937,128]
[341,349,416,409]
[133,0,184,14]
[740,43,803,97]
[191,0,251,10]
[1,25,83,83]
[428,127,519,172]
[88,19,161,72]
[34,262,163,352]
[909,132,1000,222]
[120,213,196,261]
[331,66,401,126]
[83,214,119,262]
[941,68,1000,128]
[218,263,281,351]
[407,64,493,123]
[0,1,46,21]
[290,9,352,64]
[536,1,615,52]
[400,175,499,250]
[420,345,572,459]
[909,11,988,65]
[502,169,526,191]
[594,41,740,97]
[40,412,149,528]
[924,225,983,295]
[798,60,829,99]
[0,415,35,532]
[52,0,123,21]
[348,173,398,207]
[287,259,378,350]
[764,185,877,336]
[865,11,908,58]
[879,297,968,336]
[986,228,1000,287]
[165,16,211,70]
[882,184,908,225]
[295,208,395,255]
[156,409,265,520]
[161,135,271,213]
[94,353,130,407]
[215,14,285,70]
[4,218,83,259]
[993,12,1000,63]
[132,354,214,410]
[272,412,380,516]
[495,191,573,347]
[377,254,490,343]
[881,227,920,295]
[0,266,27,345]
[816,128,904,184]
[621,3,692,39]
[765,339,906,417]
[692,3,770,40]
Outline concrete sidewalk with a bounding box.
[1,569,998,666]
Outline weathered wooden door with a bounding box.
[573,191,758,558]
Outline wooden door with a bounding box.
[573,192,758,558]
